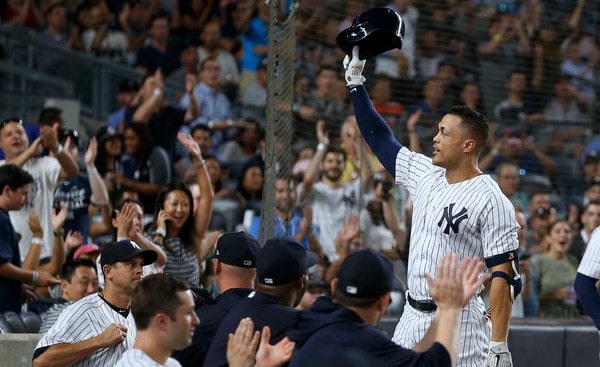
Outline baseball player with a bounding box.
[574,227,600,358]
[33,240,157,367]
[344,45,520,367]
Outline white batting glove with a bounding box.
[486,342,513,367]
[343,46,366,86]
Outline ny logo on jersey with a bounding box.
[437,203,468,234]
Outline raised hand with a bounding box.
[343,45,366,86]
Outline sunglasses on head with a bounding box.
[1,118,23,129]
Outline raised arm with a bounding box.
[41,125,79,181]
[344,46,402,175]
[299,120,328,202]
[84,137,110,206]
[177,132,214,254]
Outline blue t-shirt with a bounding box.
[54,173,92,241]
[0,208,23,313]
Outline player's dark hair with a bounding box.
[131,274,190,330]
[333,289,380,308]
[322,145,347,163]
[448,106,489,152]
[61,259,97,282]
[0,164,33,192]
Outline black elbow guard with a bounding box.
[486,250,522,301]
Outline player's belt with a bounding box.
[407,292,437,312]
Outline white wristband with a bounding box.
[155,227,166,237]
[31,270,39,286]
[153,88,162,97]
[55,144,64,155]
[31,237,43,245]
[317,143,326,152]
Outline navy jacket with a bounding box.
[286,297,451,367]
[172,288,253,367]
[204,291,300,367]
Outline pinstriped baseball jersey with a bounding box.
[392,147,518,367]
[115,349,182,366]
[35,293,136,367]
[578,227,600,279]
[395,147,519,299]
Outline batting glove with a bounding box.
[486,342,513,367]
[343,45,366,86]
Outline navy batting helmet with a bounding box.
[336,7,405,60]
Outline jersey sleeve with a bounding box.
[578,227,600,279]
[480,190,519,259]
[395,147,435,197]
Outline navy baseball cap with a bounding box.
[206,231,260,268]
[256,237,319,286]
[337,250,403,298]
[100,240,158,267]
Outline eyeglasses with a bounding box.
[1,118,23,129]
[535,207,554,218]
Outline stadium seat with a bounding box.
[20,311,42,333]
[0,313,14,333]
[3,312,26,333]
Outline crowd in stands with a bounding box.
[0,1,599,365]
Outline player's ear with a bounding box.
[463,139,477,154]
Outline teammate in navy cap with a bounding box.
[173,231,260,367]
[287,251,486,367]
[204,237,317,367]
[33,240,157,367]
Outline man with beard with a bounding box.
[300,121,361,262]
[249,176,321,255]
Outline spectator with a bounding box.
[197,20,240,101]
[0,118,79,268]
[406,77,448,147]
[570,200,600,263]
[36,2,78,71]
[235,162,263,218]
[294,65,347,143]
[170,0,217,40]
[172,231,259,367]
[492,69,542,129]
[237,0,268,98]
[54,134,110,242]
[249,176,321,255]
[107,80,140,130]
[80,0,128,63]
[95,126,124,179]
[114,273,199,367]
[164,39,199,106]
[359,172,407,261]
[111,123,171,214]
[339,116,377,184]
[125,69,200,164]
[0,164,59,314]
[516,210,538,318]
[134,13,181,76]
[39,259,99,333]
[494,162,529,210]
[240,59,267,123]
[180,57,237,154]
[525,190,555,250]
[33,239,158,366]
[204,237,318,367]
[479,13,531,110]
[145,133,214,287]
[179,124,212,181]
[479,127,557,177]
[531,219,580,318]
[560,40,598,101]
[117,0,152,62]
[415,29,447,79]
[370,75,405,131]
[219,120,263,164]
[382,0,418,78]
[287,251,486,367]
[454,81,489,128]
[1,0,44,28]
[299,121,361,262]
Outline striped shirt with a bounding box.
[115,349,182,367]
[162,237,200,287]
[578,227,600,279]
[39,300,72,334]
[35,293,136,367]
[396,147,519,300]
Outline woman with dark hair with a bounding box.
[111,123,172,214]
[147,133,214,287]
[235,162,263,216]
